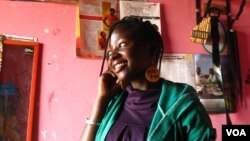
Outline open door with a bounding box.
[0,39,40,141]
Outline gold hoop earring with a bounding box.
[145,66,160,83]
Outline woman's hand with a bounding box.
[98,70,122,99]
[80,71,122,141]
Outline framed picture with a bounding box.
[194,54,234,113]
[76,0,119,59]
[76,0,160,59]
[160,53,234,113]
[0,39,40,141]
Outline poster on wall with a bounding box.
[76,0,119,59]
[194,54,233,112]
[161,53,232,113]
[76,0,159,59]
[160,54,196,88]
[120,0,161,34]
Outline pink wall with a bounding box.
[0,0,249,141]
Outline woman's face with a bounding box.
[107,26,152,83]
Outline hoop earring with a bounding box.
[145,66,160,83]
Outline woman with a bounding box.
[98,31,107,50]
[80,17,216,141]
[208,68,217,83]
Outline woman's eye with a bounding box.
[119,43,126,48]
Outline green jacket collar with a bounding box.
[95,80,198,141]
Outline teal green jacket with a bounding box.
[96,79,216,141]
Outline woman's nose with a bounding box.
[108,50,120,61]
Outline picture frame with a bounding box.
[0,39,40,141]
[76,0,119,59]
[194,54,234,113]
[160,53,235,113]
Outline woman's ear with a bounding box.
[148,42,160,63]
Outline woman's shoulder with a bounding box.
[160,78,196,94]
[158,78,199,106]
[159,79,206,116]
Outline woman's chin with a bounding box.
[117,74,129,84]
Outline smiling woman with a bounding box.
[80,16,216,141]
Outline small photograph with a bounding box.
[97,30,107,50]
[76,0,119,59]
[194,54,230,99]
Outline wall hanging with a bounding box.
[76,0,160,59]
[76,0,119,59]
[191,0,246,122]
[0,34,40,141]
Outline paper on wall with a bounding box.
[119,0,161,33]
[76,0,119,58]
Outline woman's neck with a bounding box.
[130,79,162,91]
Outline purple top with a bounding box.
[105,84,161,141]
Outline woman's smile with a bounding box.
[112,61,127,73]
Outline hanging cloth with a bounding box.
[225,0,246,103]
[224,0,246,125]
[193,0,224,98]
[210,7,223,91]
[191,0,213,44]
[190,17,211,44]
[193,0,232,125]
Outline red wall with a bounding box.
[0,0,249,141]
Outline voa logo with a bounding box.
[226,129,247,136]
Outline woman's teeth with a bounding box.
[115,62,126,69]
